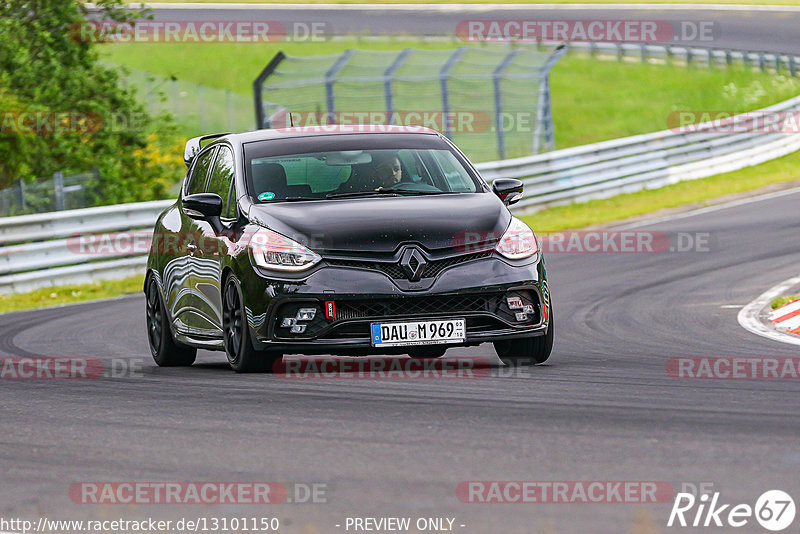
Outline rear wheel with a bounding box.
[146,277,196,367]
[494,305,554,366]
[223,276,281,373]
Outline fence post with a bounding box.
[54,171,65,211]
[759,53,765,72]
[383,48,411,124]
[791,56,797,77]
[616,42,623,62]
[492,49,520,160]
[439,47,467,140]
[640,43,647,63]
[324,49,355,124]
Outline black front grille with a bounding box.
[326,251,492,280]
[336,293,498,320]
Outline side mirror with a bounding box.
[183,193,223,233]
[492,178,524,206]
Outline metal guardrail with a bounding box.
[2,84,799,293]
[0,200,172,293]
[475,94,800,212]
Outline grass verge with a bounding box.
[0,275,144,314]
[771,295,800,310]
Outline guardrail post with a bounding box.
[17,179,25,211]
[53,172,64,211]
[686,48,692,65]
[439,48,467,140]
[616,42,623,62]
[791,57,797,77]
[726,50,732,66]
[775,55,782,74]
[759,53,766,72]
[640,43,647,63]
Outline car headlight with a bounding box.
[495,217,538,260]
[250,227,321,272]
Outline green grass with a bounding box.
[0,275,144,314]
[520,149,800,232]
[102,40,800,150]
[771,295,800,310]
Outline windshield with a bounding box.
[246,147,480,202]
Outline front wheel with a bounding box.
[493,307,554,367]
[146,276,196,367]
[223,276,281,373]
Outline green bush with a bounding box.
[0,0,183,205]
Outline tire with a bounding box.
[146,276,196,367]
[223,275,281,373]
[493,304,554,366]
[407,346,448,359]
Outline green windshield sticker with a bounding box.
[258,192,275,201]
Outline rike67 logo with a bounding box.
[668,490,796,531]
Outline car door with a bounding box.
[186,144,237,338]
[168,146,217,336]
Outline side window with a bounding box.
[206,146,235,217]
[186,148,216,195]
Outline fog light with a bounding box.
[515,312,528,322]
[296,308,316,321]
[281,317,296,328]
[507,296,523,309]
[290,324,307,334]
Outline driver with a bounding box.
[371,153,403,189]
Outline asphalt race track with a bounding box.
[4,4,800,533]
[2,186,799,533]
[146,5,800,54]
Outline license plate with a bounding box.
[370,318,466,347]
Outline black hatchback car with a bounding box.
[145,125,552,372]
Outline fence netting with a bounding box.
[256,45,565,162]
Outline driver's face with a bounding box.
[376,158,402,186]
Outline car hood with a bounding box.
[246,193,511,255]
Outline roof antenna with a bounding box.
[289,112,294,127]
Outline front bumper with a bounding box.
[241,252,549,354]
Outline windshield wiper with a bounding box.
[281,196,325,202]
[391,189,452,195]
[325,188,400,199]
